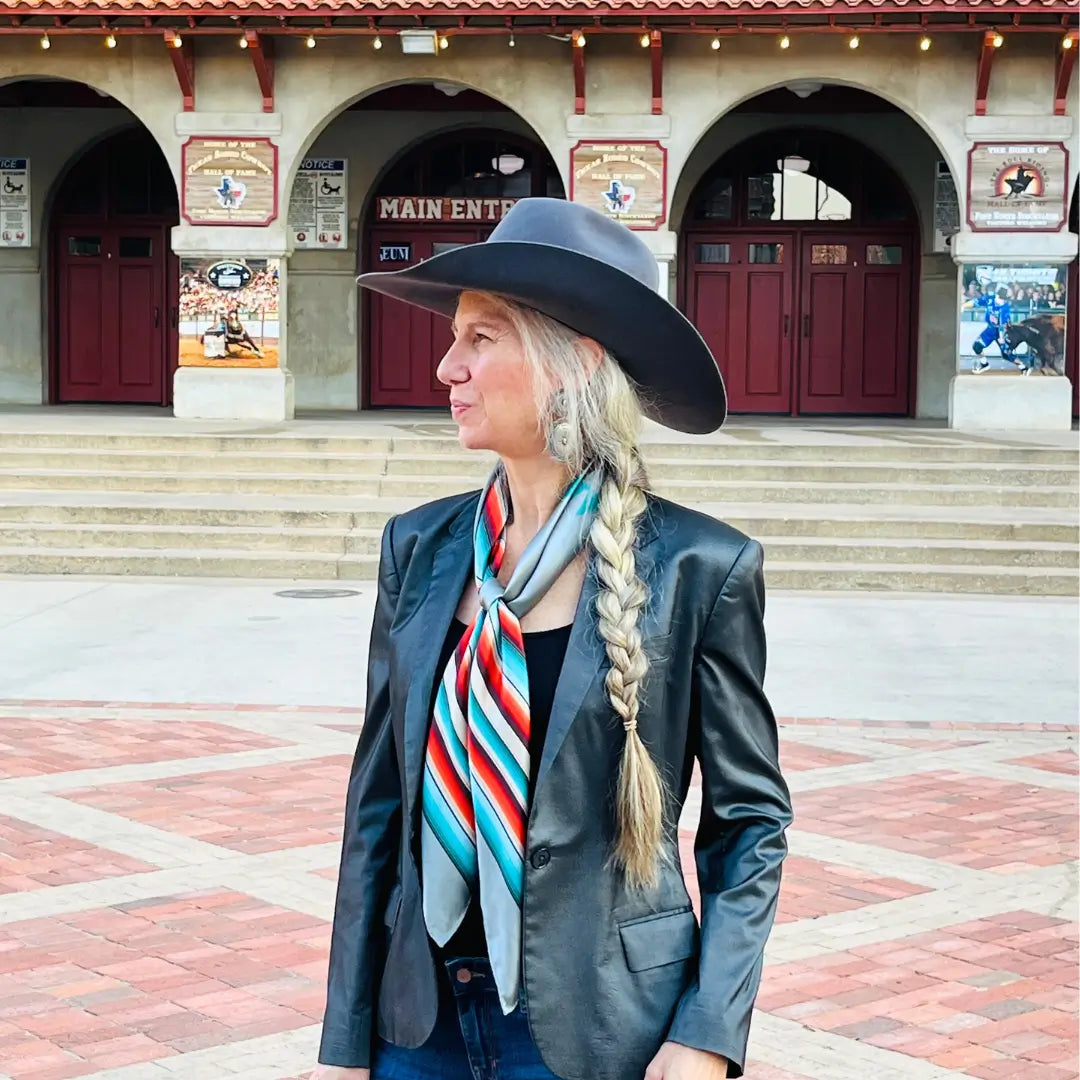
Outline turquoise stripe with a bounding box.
[423,766,477,881]
[473,784,523,905]
[468,683,528,799]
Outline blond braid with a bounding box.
[590,446,669,890]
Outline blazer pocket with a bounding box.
[383,882,403,932]
[618,907,698,973]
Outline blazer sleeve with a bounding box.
[666,539,793,1078]
[318,516,404,1068]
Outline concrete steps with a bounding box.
[0,429,1076,594]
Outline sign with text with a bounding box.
[0,157,30,247]
[966,143,1068,232]
[290,158,348,249]
[182,138,278,227]
[933,160,959,253]
[376,196,519,223]
[570,141,667,230]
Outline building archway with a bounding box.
[680,124,918,416]
[49,124,178,404]
[1067,183,1078,418]
[361,116,563,408]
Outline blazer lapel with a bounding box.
[399,502,475,826]
[535,503,662,794]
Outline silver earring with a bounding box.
[546,390,574,464]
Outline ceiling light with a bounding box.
[39,32,50,49]
[919,36,931,51]
[105,33,117,49]
[779,34,790,49]
[399,28,438,54]
[991,31,1004,48]
[493,153,525,175]
[848,35,860,49]
[779,155,811,173]
[373,35,383,50]
[786,80,822,98]
[711,37,721,50]
[306,35,316,49]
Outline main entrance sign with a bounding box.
[966,143,1068,232]
[570,141,667,230]
[376,197,518,223]
[181,137,278,227]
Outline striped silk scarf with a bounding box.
[421,465,602,1014]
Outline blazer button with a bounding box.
[530,847,551,869]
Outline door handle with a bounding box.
[802,314,811,338]
[153,307,160,329]
[783,314,790,337]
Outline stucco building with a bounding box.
[0,0,1076,427]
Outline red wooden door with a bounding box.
[798,235,910,415]
[367,229,486,407]
[56,226,166,403]
[686,235,794,413]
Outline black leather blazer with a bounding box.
[318,489,792,1080]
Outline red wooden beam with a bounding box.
[245,29,274,112]
[1054,33,1078,116]
[164,30,194,111]
[649,28,662,115]
[573,36,585,115]
[974,28,1000,116]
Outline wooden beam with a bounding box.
[1054,33,1078,116]
[650,29,662,115]
[573,36,585,115]
[164,30,194,112]
[245,30,274,113]
[974,28,999,117]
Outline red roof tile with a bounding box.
[0,0,1070,11]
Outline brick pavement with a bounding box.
[0,702,1075,1080]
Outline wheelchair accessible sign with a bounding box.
[0,158,30,248]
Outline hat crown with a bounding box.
[487,198,658,293]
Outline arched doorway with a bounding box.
[1067,184,1078,418]
[51,127,178,404]
[681,128,917,415]
[363,127,563,407]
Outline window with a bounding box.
[696,243,731,264]
[811,244,848,265]
[747,174,780,221]
[749,243,784,264]
[118,237,153,258]
[867,244,903,265]
[67,236,102,256]
[693,177,733,221]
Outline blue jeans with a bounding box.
[371,957,560,1080]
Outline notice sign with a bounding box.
[967,143,1068,232]
[376,197,519,223]
[182,137,278,227]
[290,158,348,249]
[933,160,959,253]
[570,141,667,230]
[0,158,30,247]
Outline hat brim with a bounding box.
[356,241,726,434]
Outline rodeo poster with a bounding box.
[178,257,280,369]
[958,264,1067,377]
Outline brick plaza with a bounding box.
[0,701,1075,1080]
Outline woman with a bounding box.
[312,199,791,1080]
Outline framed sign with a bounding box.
[933,160,959,254]
[182,137,278,227]
[0,157,30,247]
[290,158,348,249]
[966,143,1068,233]
[569,141,667,230]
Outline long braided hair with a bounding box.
[480,292,670,890]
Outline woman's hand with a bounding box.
[308,1066,369,1080]
[645,1041,728,1080]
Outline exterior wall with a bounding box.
[0,29,1075,417]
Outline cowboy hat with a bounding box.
[356,198,726,433]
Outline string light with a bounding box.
[573,30,586,47]
[509,32,515,47]
[439,34,449,50]
[711,37,721,50]
[306,35,316,48]
[991,31,1004,48]
[372,34,382,50]
[779,34,791,49]
[170,33,183,48]
[640,32,651,47]
[919,36,932,51]
[239,34,249,49]
[39,32,50,49]
[1062,35,1074,50]
[105,33,117,49]
[848,35,860,49]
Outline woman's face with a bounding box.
[437,292,544,459]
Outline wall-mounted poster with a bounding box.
[958,263,1068,376]
[178,258,280,368]
[182,138,278,227]
[570,141,667,230]
[0,157,30,247]
[967,143,1068,232]
[289,158,348,249]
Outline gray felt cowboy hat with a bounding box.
[356,197,726,434]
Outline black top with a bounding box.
[431,615,572,959]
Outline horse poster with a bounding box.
[958,263,1067,377]
[178,257,280,369]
